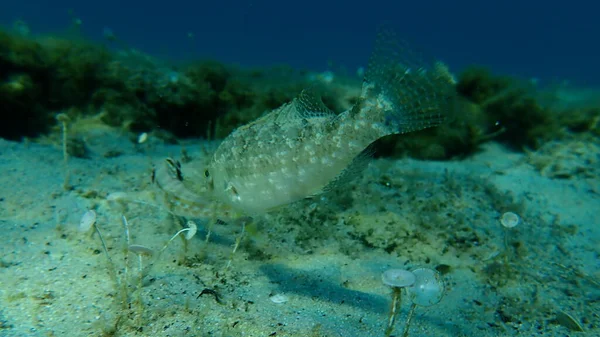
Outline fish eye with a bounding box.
[204,169,210,178]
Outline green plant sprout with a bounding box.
[500,211,521,273]
[402,267,446,337]
[80,210,197,332]
[226,216,253,269]
[381,269,416,337]
[128,244,153,329]
[55,113,70,190]
[79,210,129,309]
[125,216,196,330]
[142,220,197,277]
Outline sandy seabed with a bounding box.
[0,126,598,337]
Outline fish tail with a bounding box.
[356,26,456,135]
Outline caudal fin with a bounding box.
[359,26,456,135]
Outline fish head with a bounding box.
[204,164,247,211]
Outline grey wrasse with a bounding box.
[170,28,455,215]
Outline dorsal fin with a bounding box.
[274,88,336,124]
[294,89,335,118]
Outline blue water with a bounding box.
[1,0,598,86]
[1,2,599,336]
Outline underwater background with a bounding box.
[1,1,599,336]
[1,0,599,85]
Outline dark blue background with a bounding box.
[1,0,597,86]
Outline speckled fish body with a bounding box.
[205,29,455,214]
[207,100,353,213]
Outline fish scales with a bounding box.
[207,97,375,214]
[202,27,456,214]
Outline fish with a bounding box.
[199,28,455,215]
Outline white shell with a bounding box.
[269,294,288,304]
[382,269,416,288]
[79,210,96,232]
